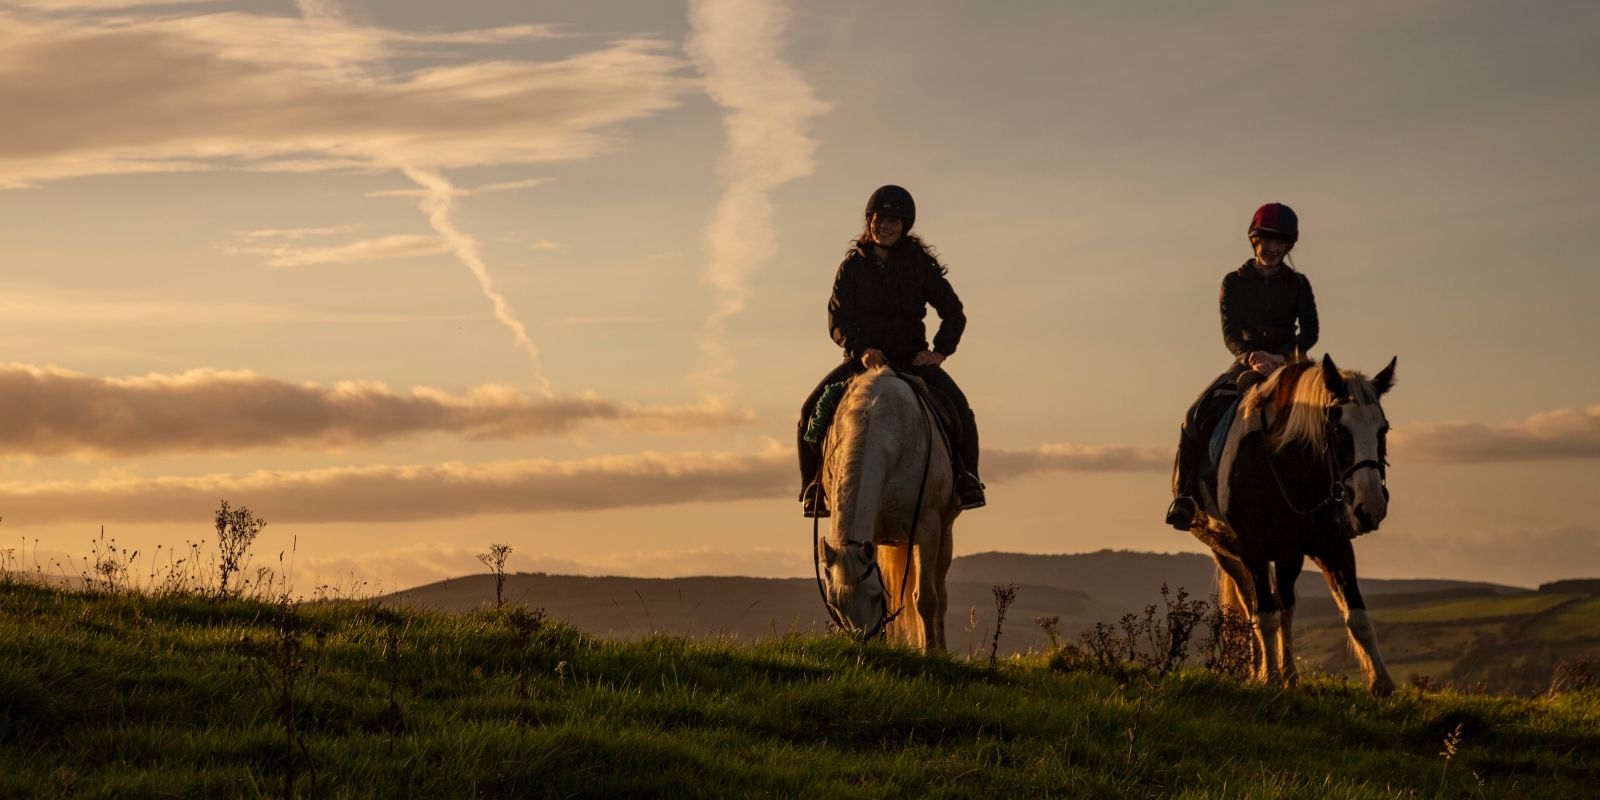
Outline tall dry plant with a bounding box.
[989,583,1018,677]
[477,543,513,608]
[214,500,266,598]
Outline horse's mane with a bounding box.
[1240,360,1381,453]
[829,368,899,476]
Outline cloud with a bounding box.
[985,443,1169,478]
[224,232,450,267]
[686,0,829,396]
[0,291,472,327]
[0,449,793,525]
[0,8,684,187]
[403,166,553,395]
[1393,404,1600,463]
[0,363,755,457]
[364,177,547,199]
[236,223,365,240]
[0,433,1185,525]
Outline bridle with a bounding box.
[811,371,945,641]
[1264,399,1388,521]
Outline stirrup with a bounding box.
[802,483,830,518]
[1165,496,1197,530]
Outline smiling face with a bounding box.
[869,214,905,249]
[1251,235,1293,268]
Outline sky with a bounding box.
[1,0,1597,592]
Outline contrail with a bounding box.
[686,0,829,398]
[404,166,553,396]
[296,0,553,396]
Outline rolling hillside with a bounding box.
[379,550,1541,661]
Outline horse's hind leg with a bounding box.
[1311,540,1395,696]
[931,518,954,652]
[1275,556,1305,686]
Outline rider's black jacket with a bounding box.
[1220,261,1319,360]
[828,243,966,364]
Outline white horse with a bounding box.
[815,367,958,650]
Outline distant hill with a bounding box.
[378,550,1529,657]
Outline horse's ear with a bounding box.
[1320,354,1349,399]
[821,540,838,569]
[1372,356,1398,396]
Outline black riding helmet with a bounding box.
[865,185,915,232]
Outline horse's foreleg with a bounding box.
[1275,556,1305,687]
[1247,559,1284,685]
[1311,543,1394,696]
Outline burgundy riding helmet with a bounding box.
[865,185,916,232]
[1249,202,1299,242]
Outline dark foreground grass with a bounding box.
[1,582,1597,799]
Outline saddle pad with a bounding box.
[803,381,849,444]
[1208,395,1242,471]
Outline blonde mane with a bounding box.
[1241,363,1379,453]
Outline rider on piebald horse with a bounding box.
[797,185,986,518]
[1166,202,1320,530]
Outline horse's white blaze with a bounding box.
[1340,403,1388,530]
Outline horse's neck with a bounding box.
[827,376,919,543]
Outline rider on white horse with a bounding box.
[798,185,985,518]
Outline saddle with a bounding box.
[1194,391,1240,520]
[803,371,960,447]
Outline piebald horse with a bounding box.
[1195,354,1398,694]
[815,367,958,649]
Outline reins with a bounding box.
[1262,404,1386,520]
[810,369,941,641]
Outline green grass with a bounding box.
[1375,594,1578,623]
[2,582,1598,799]
[1526,598,1600,638]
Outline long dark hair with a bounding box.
[855,222,949,305]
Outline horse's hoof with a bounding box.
[1370,676,1396,697]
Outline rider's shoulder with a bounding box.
[837,243,874,270]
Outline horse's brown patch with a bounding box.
[1266,361,1315,437]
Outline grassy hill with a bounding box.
[3,581,1598,798]
[1295,593,1600,695]
[380,550,1532,658]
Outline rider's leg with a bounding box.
[798,360,859,517]
[1166,365,1247,529]
[911,364,985,509]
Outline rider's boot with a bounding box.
[956,410,986,510]
[798,431,830,518]
[1165,432,1203,530]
